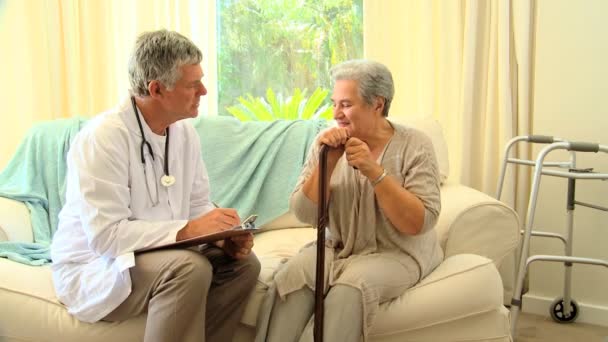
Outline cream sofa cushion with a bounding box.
[0,228,315,340]
[436,183,519,265]
[0,235,508,342]
[373,254,503,334]
[241,227,507,339]
[0,227,7,242]
[0,196,33,243]
[240,227,317,326]
[0,257,144,342]
[258,211,308,231]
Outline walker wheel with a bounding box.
[549,298,579,323]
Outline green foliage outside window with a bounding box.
[226,87,333,121]
[217,0,363,120]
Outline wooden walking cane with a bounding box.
[314,144,330,342]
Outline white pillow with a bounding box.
[388,116,450,184]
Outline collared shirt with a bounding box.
[50,97,214,322]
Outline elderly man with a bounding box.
[51,29,260,342]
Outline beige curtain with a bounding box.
[0,0,216,168]
[365,0,536,215]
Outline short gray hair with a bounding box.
[330,59,394,117]
[128,29,202,96]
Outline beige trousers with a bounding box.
[103,245,260,342]
[258,284,363,342]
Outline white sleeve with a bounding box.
[189,146,215,219]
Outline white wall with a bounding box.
[523,0,608,326]
[363,0,608,326]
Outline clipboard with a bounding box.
[136,214,258,253]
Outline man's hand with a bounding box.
[217,233,254,260]
[177,208,240,241]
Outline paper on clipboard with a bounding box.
[136,214,258,253]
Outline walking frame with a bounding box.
[496,135,608,336]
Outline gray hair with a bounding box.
[128,29,202,96]
[330,59,394,117]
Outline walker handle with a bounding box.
[527,135,555,144]
[568,142,600,153]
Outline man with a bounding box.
[50,29,260,342]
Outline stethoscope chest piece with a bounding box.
[161,175,176,187]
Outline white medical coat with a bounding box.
[50,98,215,322]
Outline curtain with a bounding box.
[364,0,536,216]
[460,0,537,219]
[0,0,216,168]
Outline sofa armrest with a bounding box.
[436,183,520,267]
[0,197,33,243]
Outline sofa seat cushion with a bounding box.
[0,258,145,342]
[0,228,318,340]
[371,253,505,336]
[242,228,505,336]
[1,228,505,341]
[253,227,317,285]
[0,258,57,307]
[240,227,317,326]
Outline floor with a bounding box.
[515,312,608,342]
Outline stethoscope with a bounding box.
[131,97,175,204]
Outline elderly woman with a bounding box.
[256,60,443,342]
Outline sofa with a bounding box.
[0,116,519,342]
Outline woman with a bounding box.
[257,60,443,342]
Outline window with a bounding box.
[217,0,363,120]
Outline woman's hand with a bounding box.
[317,127,350,163]
[345,137,383,178]
[318,126,350,147]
